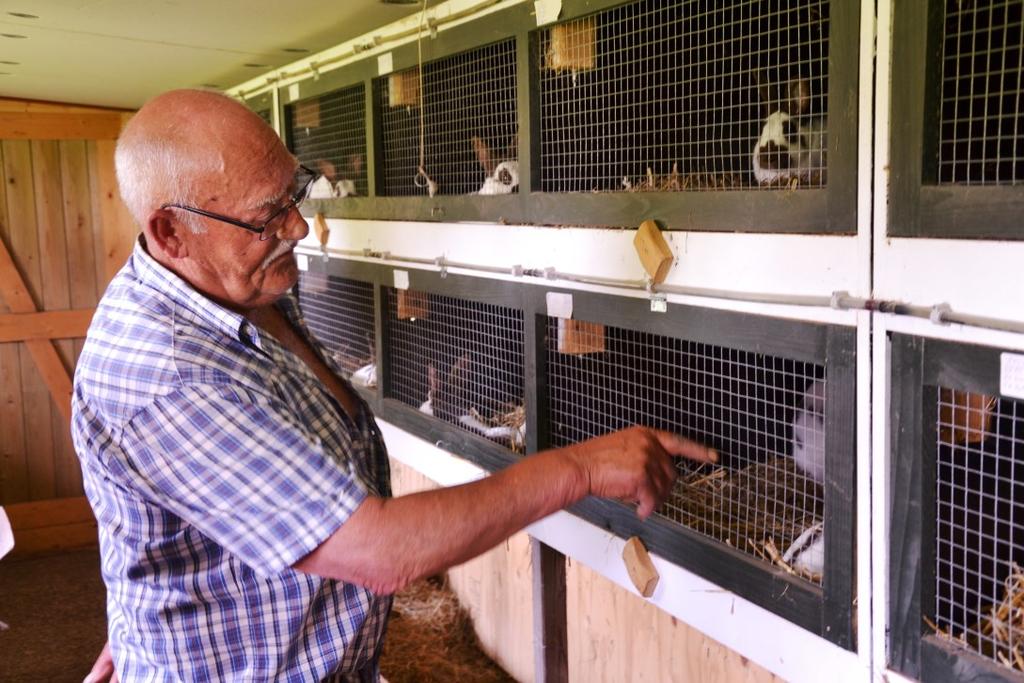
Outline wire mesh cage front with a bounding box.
[933,388,1024,672]
[537,0,830,193]
[546,318,828,584]
[286,84,368,198]
[936,0,1024,185]
[297,272,377,389]
[385,288,525,452]
[375,39,519,196]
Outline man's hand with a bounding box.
[83,641,118,683]
[564,426,717,519]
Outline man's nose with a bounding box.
[274,205,310,241]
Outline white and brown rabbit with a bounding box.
[751,77,827,186]
[472,136,519,195]
[419,356,525,450]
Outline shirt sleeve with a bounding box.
[120,383,368,575]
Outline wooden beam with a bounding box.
[531,537,569,683]
[0,112,125,140]
[0,309,94,342]
[4,495,98,557]
[0,97,133,115]
[0,234,73,422]
[4,495,94,529]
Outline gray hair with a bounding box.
[115,120,222,234]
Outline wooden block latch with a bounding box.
[623,536,659,598]
[633,219,674,284]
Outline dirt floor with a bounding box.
[0,548,108,682]
[0,549,512,682]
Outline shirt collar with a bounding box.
[131,236,255,346]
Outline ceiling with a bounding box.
[0,0,440,110]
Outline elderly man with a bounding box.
[73,89,715,682]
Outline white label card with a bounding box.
[1000,352,1024,400]
[287,83,300,102]
[534,0,562,25]
[378,52,394,76]
[296,253,309,272]
[546,292,573,319]
[393,269,410,290]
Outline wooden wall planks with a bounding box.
[59,139,100,496]
[2,139,48,502]
[0,101,137,506]
[90,138,136,286]
[33,140,73,501]
[566,561,784,683]
[0,141,28,505]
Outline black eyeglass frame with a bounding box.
[160,165,318,240]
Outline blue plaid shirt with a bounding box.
[72,239,392,682]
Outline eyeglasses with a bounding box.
[161,165,318,241]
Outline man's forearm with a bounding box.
[295,448,587,593]
[294,426,714,592]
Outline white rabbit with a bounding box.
[308,175,335,199]
[310,155,363,198]
[335,178,357,198]
[334,154,363,197]
[751,77,827,185]
[791,379,826,486]
[418,364,437,416]
[472,135,519,195]
[782,521,824,577]
[350,362,376,388]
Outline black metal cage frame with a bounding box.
[889,333,1024,682]
[890,0,1024,239]
[298,255,858,649]
[247,0,860,233]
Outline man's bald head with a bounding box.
[115,89,280,233]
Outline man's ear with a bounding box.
[147,209,189,259]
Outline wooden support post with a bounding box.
[531,537,568,683]
[0,234,74,422]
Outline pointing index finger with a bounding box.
[651,429,718,464]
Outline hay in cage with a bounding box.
[468,403,526,454]
[619,164,747,192]
[929,564,1024,673]
[664,456,824,583]
[616,167,826,193]
[757,169,827,190]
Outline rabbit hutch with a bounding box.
[223,0,1024,680]
[5,0,1022,680]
